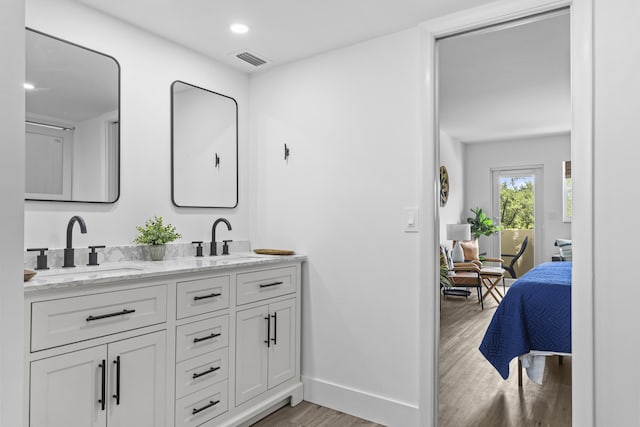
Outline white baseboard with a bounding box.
[302,376,419,426]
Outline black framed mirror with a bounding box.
[25,28,120,203]
[171,81,238,208]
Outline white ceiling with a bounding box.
[48,0,569,143]
[438,11,570,143]
[74,0,494,72]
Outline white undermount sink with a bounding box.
[38,265,145,280]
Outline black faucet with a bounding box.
[210,218,232,256]
[63,216,87,267]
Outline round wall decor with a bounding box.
[440,165,449,207]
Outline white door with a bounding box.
[30,345,107,427]
[107,332,166,427]
[267,299,296,389]
[25,124,73,200]
[235,305,269,405]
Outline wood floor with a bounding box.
[439,289,572,427]
[251,401,384,427]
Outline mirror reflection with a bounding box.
[25,29,120,203]
[171,81,238,208]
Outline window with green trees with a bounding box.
[499,177,534,229]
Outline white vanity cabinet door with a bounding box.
[107,331,166,427]
[267,298,296,389]
[235,305,270,405]
[30,345,107,427]
[235,298,296,406]
[29,332,166,427]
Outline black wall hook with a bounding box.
[284,144,290,161]
[214,153,220,168]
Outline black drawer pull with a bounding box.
[193,292,221,301]
[271,312,278,345]
[192,400,220,415]
[193,332,221,344]
[259,281,283,288]
[98,360,106,411]
[192,366,220,379]
[86,309,136,322]
[112,356,121,405]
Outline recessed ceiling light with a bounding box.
[24,82,35,90]
[230,23,249,34]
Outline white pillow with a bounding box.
[556,239,572,261]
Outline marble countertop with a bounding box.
[24,252,306,293]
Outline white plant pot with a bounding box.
[148,244,166,261]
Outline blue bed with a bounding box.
[479,261,572,380]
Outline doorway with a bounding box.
[433,6,573,427]
[419,0,594,425]
[491,166,543,277]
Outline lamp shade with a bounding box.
[446,224,471,242]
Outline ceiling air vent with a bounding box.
[236,51,267,67]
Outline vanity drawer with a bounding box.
[175,380,228,427]
[31,285,167,352]
[236,266,296,305]
[175,348,228,399]
[176,275,229,319]
[176,315,228,362]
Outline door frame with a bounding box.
[491,165,544,267]
[417,0,594,426]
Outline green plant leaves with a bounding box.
[133,215,182,245]
[467,207,501,239]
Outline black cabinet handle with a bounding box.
[264,316,271,348]
[193,292,221,301]
[192,366,220,379]
[86,309,136,322]
[259,281,283,288]
[271,312,278,345]
[112,356,120,405]
[98,360,106,411]
[192,400,220,415]
[193,332,221,344]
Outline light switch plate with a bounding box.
[404,207,419,233]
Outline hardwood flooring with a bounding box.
[439,290,572,427]
[251,401,384,427]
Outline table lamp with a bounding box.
[447,224,471,263]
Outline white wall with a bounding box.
[464,133,571,261]
[24,0,250,251]
[250,29,421,425]
[438,130,466,244]
[594,0,640,424]
[73,114,104,201]
[0,0,25,425]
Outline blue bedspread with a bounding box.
[479,262,572,379]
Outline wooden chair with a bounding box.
[458,239,508,297]
[478,265,506,304]
[440,246,485,309]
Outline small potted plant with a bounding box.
[467,207,501,239]
[133,216,181,261]
[464,208,501,261]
